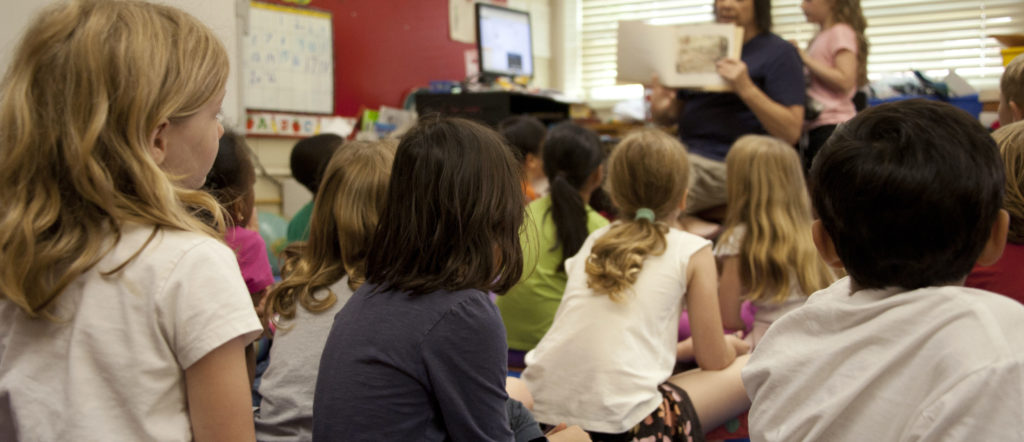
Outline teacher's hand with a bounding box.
[716,58,753,92]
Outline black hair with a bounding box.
[290,133,343,193]
[365,116,525,295]
[204,129,256,227]
[541,122,605,270]
[810,99,1004,290]
[498,115,546,164]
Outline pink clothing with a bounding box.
[225,226,275,295]
[806,23,858,129]
[965,242,1024,305]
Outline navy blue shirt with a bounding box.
[313,283,513,442]
[678,32,805,161]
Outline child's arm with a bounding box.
[686,246,737,370]
[185,335,257,442]
[718,255,747,331]
[796,43,858,94]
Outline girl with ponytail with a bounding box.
[497,122,608,360]
[523,129,750,441]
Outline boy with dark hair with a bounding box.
[743,99,1024,441]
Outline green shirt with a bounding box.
[497,196,609,351]
[286,200,314,244]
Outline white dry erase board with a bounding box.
[245,2,334,114]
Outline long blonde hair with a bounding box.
[0,0,230,318]
[994,121,1024,244]
[830,0,869,87]
[265,139,397,326]
[585,129,689,301]
[721,135,834,303]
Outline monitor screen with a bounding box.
[476,3,533,79]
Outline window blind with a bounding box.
[580,0,1024,102]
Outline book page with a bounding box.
[617,22,742,91]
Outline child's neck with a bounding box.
[818,16,837,30]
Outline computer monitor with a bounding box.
[476,3,533,81]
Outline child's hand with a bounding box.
[726,331,751,355]
[546,423,592,442]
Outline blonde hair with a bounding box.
[830,0,869,87]
[585,129,689,301]
[0,0,230,318]
[994,121,1024,244]
[265,139,397,327]
[721,135,834,303]
[1003,55,1024,112]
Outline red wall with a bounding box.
[259,0,504,116]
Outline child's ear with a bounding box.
[678,189,689,212]
[976,209,1010,267]
[149,119,170,166]
[812,220,844,268]
[1012,101,1023,124]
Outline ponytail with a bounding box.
[541,123,604,271]
[583,129,690,300]
[585,217,668,301]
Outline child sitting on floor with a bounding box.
[744,99,1024,440]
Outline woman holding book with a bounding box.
[650,0,805,224]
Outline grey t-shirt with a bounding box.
[313,283,513,441]
[255,277,353,442]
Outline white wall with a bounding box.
[0,0,244,127]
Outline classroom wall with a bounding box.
[248,0,554,218]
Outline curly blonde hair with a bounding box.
[720,135,834,303]
[585,129,689,301]
[265,139,397,327]
[0,0,229,317]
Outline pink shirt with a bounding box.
[806,23,858,129]
[225,226,275,295]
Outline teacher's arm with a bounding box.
[649,75,684,126]
[717,58,804,145]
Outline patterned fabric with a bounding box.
[586,383,704,442]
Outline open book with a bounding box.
[617,21,744,92]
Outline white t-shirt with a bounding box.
[256,276,352,441]
[744,277,1024,441]
[0,224,263,441]
[523,224,711,433]
[714,224,807,324]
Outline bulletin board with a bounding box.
[244,2,334,114]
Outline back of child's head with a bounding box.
[1001,55,1024,124]
[266,139,397,325]
[498,115,546,163]
[0,0,229,317]
[541,122,605,269]
[810,99,1004,290]
[204,129,256,227]
[290,133,344,194]
[365,116,524,295]
[724,135,833,302]
[994,121,1024,245]
[585,129,689,300]
[830,0,869,87]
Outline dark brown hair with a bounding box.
[365,117,525,295]
[204,129,256,227]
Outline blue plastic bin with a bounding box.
[867,94,982,119]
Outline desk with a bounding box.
[414,91,570,127]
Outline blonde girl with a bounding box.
[255,139,396,441]
[524,129,750,441]
[717,135,835,347]
[795,0,869,171]
[0,1,262,441]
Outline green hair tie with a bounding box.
[634,208,655,222]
